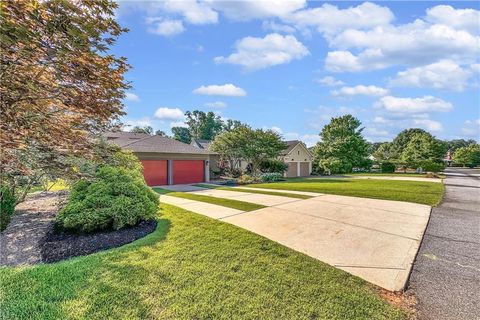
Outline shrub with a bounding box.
[55,166,159,233]
[260,172,284,182]
[1,186,16,231]
[237,174,260,185]
[420,161,445,173]
[259,159,288,173]
[381,162,396,173]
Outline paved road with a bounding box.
[408,168,480,320]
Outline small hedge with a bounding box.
[381,162,396,173]
[259,159,288,174]
[1,186,16,231]
[55,166,159,233]
[260,172,284,182]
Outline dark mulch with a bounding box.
[40,220,157,263]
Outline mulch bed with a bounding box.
[40,220,157,263]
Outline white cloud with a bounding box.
[364,127,391,141]
[331,85,388,97]
[162,0,218,24]
[193,84,246,96]
[154,107,185,120]
[214,33,309,71]
[413,119,443,132]
[204,101,227,108]
[325,19,479,72]
[389,60,473,91]
[263,126,283,134]
[315,76,344,87]
[125,92,140,102]
[426,5,480,35]
[147,18,185,36]
[377,96,453,113]
[262,21,296,33]
[286,2,394,36]
[461,119,480,137]
[207,0,306,21]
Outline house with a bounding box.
[280,140,313,178]
[190,138,313,178]
[104,132,212,186]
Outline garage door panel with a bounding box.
[286,162,298,178]
[141,160,168,186]
[173,160,204,184]
[300,162,310,177]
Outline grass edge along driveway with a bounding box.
[153,187,265,211]
[0,204,407,320]
[246,178,444,206]
[193,183,312,199]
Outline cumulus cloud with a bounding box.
[214,33,309,71]
[376,96,453,113]
[325,15,479,72]
[286,2,394,36]
[389,60,473,91]
[123,117,152,129]
[207,0,306,21]
[315,76,344,87]
[426,5,480,35]
[162,0,218,24]
[125,92,140,102]
[413,119,443,132]
[204,101,227,108]
[193,84,247,96]
[146,18,185,36]
[154,107,185,120]
[331,85,389,97]
[363,127,391,141]
[262,21,296,33]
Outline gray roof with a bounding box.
[281,140,301,155]
[191,139,211,150]
[104,132,211,154]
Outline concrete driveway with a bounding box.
[160,186,431,291]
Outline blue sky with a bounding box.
[113,1,480,146]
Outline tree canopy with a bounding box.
[171,127,192,144]
[185,110,223,141]
[453,144,480,167]
[1,0,129,176]
[210,126,287,176]
[314,115,369,174]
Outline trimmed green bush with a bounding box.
[55,166,159,233]
[259,159,288,174]
[381,162,396,173]
[1,186,16,231]
[421,161,445,173]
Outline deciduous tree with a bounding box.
[171,127,192,144]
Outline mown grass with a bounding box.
[248,178,444,206]
[0,204,406,320]
[193,183,312,199]
[152,188,265,211]
[345,172,445,179]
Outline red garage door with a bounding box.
[173,160,204,184]
[141,160,168,186]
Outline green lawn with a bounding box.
[0,204,406,319]
[344,172,445,179]
[153,188,265,211]
[247,178,444,206]
[193,183,312,199]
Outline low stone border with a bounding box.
[40,220,157,263]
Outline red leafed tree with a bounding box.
[0,0,130,191]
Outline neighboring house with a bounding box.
[104,132,211,186]
[280,140,313,178]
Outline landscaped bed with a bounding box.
[41,220,157,263]
[246,178,444,206]
[0,204,407,319]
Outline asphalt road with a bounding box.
[407,168,480,320]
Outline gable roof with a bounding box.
[190,139,211,150]
[281,140,313,157]
[103,132,211,154]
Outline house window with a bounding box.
[298,151,300,155]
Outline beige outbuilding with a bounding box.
[280,140,313,178]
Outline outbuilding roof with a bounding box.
[280,140,313,157]
[104,132,211,154]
